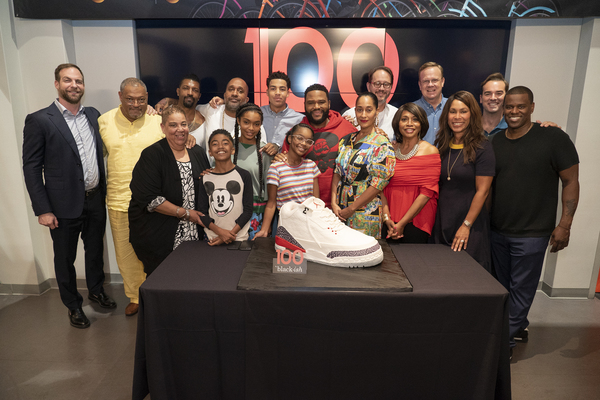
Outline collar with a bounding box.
[449,142,464,149]
[55,99,84,116]
[117,105,146,125]
[379,103,390,118]
[418,96,445,111]
[264,104,289,115]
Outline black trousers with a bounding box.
[49,188,106,310]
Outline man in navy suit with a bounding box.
[23,63,116,329]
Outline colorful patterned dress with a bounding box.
[334,130,396,238]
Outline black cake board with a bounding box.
[237,237,413,292]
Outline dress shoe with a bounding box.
[514,327,529,342]
[88,292,117,309]
[125,302,139,316]
[69,308,90,329]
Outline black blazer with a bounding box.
[129,138,210,257]
[22,102,106,219]
[128,138,210,259]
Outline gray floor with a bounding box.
[0,285,599,400]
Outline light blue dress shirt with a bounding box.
[413,96,448,145]
[54,99,99,191]
[260,104,304,147]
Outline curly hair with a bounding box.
[233,103,265,198]
[266,71,291,90]
[434,91,486,164]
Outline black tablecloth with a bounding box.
[133,241,510,400]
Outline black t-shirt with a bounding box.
[491,124,579,237]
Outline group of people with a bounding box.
[23,62,580,358]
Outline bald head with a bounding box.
[224,77,249,113]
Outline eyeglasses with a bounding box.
[291,135,314,146]
[125,97,147,105]
[371,81,392,89]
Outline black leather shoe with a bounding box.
[69,308,90,329]
[514,328,529,342]
[88,292,117,309]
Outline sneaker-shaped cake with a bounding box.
[275,197,383,268]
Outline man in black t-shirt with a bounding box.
[491,86,580,353]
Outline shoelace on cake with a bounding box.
[306,208,346,248]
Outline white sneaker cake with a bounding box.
[275,197,383,268]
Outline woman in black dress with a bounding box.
[431,91,495,272]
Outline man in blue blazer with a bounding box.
[22,63,116,328]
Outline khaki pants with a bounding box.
[108,209,146,304]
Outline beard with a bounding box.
[225,99,241,113]
[182,96,196,108]
[306,109,329,126]
[59,88,83,105]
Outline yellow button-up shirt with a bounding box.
[99,106,164,212]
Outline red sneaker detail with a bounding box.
[275,236,306,253]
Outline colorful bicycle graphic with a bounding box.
[189,0,560,18]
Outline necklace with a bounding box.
[395,142,419,160]
[447,148,463,181]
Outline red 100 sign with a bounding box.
[245,27,400,111]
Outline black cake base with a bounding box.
[237,237,413,292]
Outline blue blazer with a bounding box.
[22,102,106,219]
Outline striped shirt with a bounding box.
[267,159,321,210]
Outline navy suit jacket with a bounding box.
[22,102,106,219]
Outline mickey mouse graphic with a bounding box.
[204,180,241,217]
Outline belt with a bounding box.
[85,186,100,196]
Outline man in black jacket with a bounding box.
[22,63,116,329]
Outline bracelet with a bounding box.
[185,209,190,221]
[463,219,472,228]
[175,207,181,218]
[558,225,570,231]
[382,214,390,222]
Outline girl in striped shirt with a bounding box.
[254,124,321,238]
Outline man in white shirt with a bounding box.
[194,77,249,160]
[343,66,398,142]
[175,73,205,141]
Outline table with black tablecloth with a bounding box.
[133,241,510,400]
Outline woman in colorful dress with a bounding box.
[255,123,321,238]
[381,103,441,243]
[331,92,396,239]
[232,103,271,239]
[431,91,495,272]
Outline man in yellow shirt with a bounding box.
[99,78,163,316]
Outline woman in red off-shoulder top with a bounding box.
[381,103,441,243]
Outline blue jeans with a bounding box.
[490,231,549,348]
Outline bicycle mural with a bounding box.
[189,0,560,19]
[13,0,600,20]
